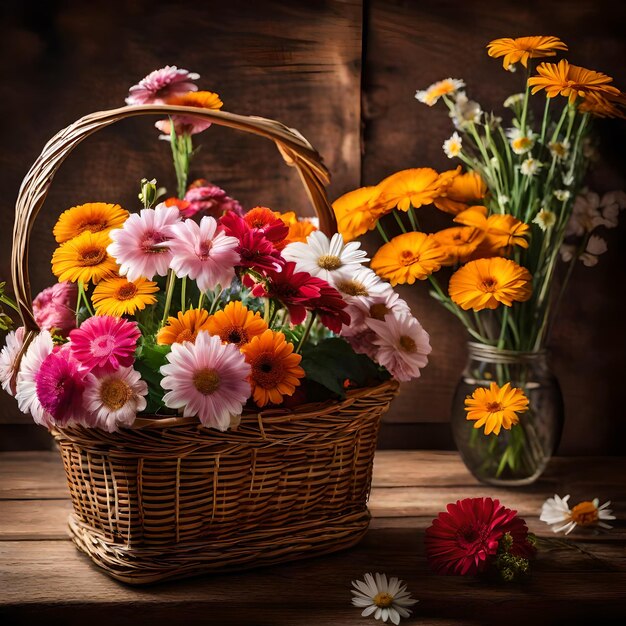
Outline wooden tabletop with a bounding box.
[1,450,625,625]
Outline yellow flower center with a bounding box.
[193,368,221,395]
[78,219,108,234]
[481,277,498,292]
[399,335,416,353]
[78,246,107,267]
[336,279,368,297]
[373,592,394,608]
[100,379,132,411]
[486,401,502,412]
[370,303,390,320]
[400,250,419,266]
[512,137,532,151]
[317,254,343,270]
[570,501,599,527]
[116,283,139,300]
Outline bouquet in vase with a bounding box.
[332,37,625,484]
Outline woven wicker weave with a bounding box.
[12,105,400,584]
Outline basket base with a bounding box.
[68,510,371,585]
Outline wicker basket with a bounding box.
[11,104,400,584]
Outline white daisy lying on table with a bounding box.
[540,494,616,534]
[351,572,418,624]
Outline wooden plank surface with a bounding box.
[1,451,625,624]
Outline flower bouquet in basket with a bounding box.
[0,67,431,583]
[333,36,626,485]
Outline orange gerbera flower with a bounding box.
[375,167,460,213]
[528,59,621,103]
[465,382,529,435]
[283,219,318,245]
[51,230,118,285]
[244,206,280,229]
[433,171,488,215]
[157,308,212,345]
[53,202,129,244]
[206,301,268,348]
[487,36,568,69]
[92,276,158,317]
[449,257,532,311]
[332,186,381,242]
[371,232,446,285]
[240,329,305,407]
[156,91,223,135]
[578,93,626,119]
[431,227,485,266]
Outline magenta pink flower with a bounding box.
[33,282,77,336]
[107,205,180,281]
[125,65,199,105]
[35,350,86,425]
[69,316,141,371]
[183,183,243,219]
[168,216,240,292]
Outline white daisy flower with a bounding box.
[548,140,570,161]
[0,327,25,396]
[415,78,465,106]
[562,171,575,186]
[553,189,571,202]
[532,208,557,231]
[506,128,536,155]
[443,132,463,159]
[351,572,418,625]
[281,231,369,284]
[503,93,525,109]
[540,494,615,534]
[449,91,482,129]
[520,158,542,177]
[333,267,390,303]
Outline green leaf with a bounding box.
[135,340,173,415]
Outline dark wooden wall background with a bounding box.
[1,0,624,453]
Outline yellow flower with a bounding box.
[431,227,485,266]
[487,36,568,70]
[240,329,305,407]
[415,78,465,106]
[157,308,211,345]
[449,257,532,311]
[578,93,626,119]
[167,90,223,110]
[371,232,446,286]
[528,59,621,103]
[465,382,529,435]
[332,186,381,242]
[283,219,318,246]
[206,301,268,348]
[51,230,118,285]
[53,202,129,244]
[375,167,460,213]
[92,276,158,317]
[433,171,487,215]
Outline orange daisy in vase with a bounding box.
[206,301,268,348]
[371,232,446,286]
[465,382,529,436]
[92,276,158,317]
[433,171,487,215]
[51,230,119,284]
[157,308,212,345]
[431,227,485,266]
[332,186,381,242]
[578,94,626,119]
[449,257,532,311]
[487,36,568,70]
[375,167,460,213]
[528,59,622,103]
[53,203,129,244]
[240,329,305,407]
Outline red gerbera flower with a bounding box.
[243,206,289,244]
[424,497,533,576]
[308,281,351,333]
[220,212,284,273]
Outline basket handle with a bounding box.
[11,104,336,332]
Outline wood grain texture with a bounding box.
[362,0,626,454]
[1,451,625,625]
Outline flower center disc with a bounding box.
[253,354,284,388]
[481,277,498,292]
[486,401,502,412]
[78,220,108,234]
[336,279,368,297]
[373,592,394,608]
[79,246,106,266]
[91,335,116,357]
[222,326,247,347]
[399,335,417,353]
[193,368,221,395]
[100,379,132,411]
[370,303,390,320]
[141,231,169,255]
[198,240,213,260]
[317,254,343,271]
[400,250,418,266]
[570,501,599,527]
[176,329,197,343]
[116,283,138,300]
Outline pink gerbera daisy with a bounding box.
[424,497,535,576]
[183,182,243,219]
[167,216,240,292]
[160,331,251,430]
[125,65,199,105]
[83,366,148,432]
[69,316,141,371]
[366,313,431,381]
[35,349,86,426]
[0,326,25,396]
[107,205,180,281]
[15,330,55,426]
[33,282,77,336]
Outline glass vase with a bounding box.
[451,342,564,486]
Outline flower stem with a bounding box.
[160,270,176,327]
[295,311,317,354]
[180,277,187,313]
[376,221,390,243]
